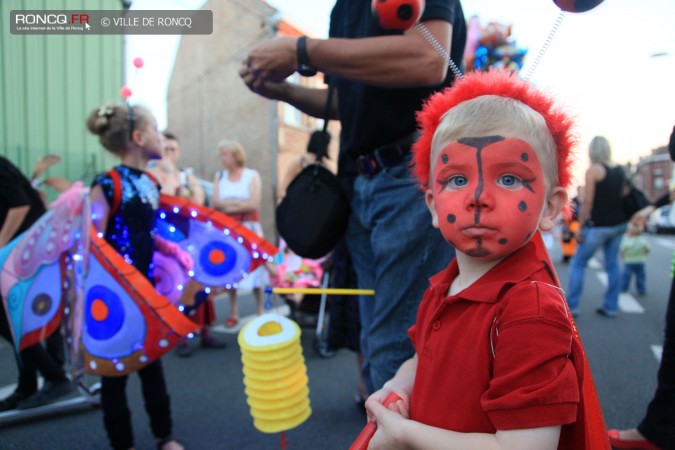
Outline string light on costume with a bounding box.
[154,195,277,298]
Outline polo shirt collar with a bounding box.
[428,240,550,304]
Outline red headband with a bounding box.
[412,70,576,190]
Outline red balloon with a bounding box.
[372,0,424,30]
[132,57,144,68]
[120,86,132,99]
[553,0,604,13]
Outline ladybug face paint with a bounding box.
[430,136,547,259]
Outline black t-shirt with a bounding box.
[0,156,46,240]
[590,164,628,227]
[92,165,160,280]
[328,0,467,159]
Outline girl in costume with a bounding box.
[87,103,189,450]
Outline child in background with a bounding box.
[87,103,189,450]
[364,71,606,449]
[620,221,651,296]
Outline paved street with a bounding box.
[0,232,672,449]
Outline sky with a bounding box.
[126,0,675,185]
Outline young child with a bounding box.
[364,71,601,449]
[87,103,188,450]
[620,221,651,296]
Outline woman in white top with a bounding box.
[212,139,269,327]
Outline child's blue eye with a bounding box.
[497,174,522,188]
[447,175,468,188]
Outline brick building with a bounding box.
[633,145,673,203]
[166,0,338,240]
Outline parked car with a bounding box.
[646,205,675,234]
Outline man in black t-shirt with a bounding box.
[0,155,72,411]
[240,0,465,394]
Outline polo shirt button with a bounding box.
[432,320,441,331]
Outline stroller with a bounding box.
[269,248,332,356]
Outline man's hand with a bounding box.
[244,36,298,82]
[239,62,289,100]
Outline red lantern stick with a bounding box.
[349,391,402,450]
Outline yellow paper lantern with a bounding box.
[238,313,311,433]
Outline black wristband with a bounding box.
[296,36,317,77]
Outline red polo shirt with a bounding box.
[409,241,579,437]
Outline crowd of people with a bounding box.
[1,1,674,449]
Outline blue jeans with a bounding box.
[621,262,646,294]
[566,223,627,315]
[346,159,454,393]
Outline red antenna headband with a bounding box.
[412,70,576,191]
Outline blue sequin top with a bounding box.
[92,165,160,280]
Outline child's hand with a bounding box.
[365,389,410,421]
[366,400,408,450]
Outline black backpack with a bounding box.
[276,81,350,259]
[276,160,350,259]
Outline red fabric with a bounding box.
[408,241,579,445]
[106,168,159,218]
[190,298,215,328]
[228,210,260,223]
[107,168,122,218]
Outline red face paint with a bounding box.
[432,136,546,259]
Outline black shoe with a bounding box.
[200,336,226,349]
[596,308,618,318]
[0,391,33,412]
[16,380,74,410]
[175,341,193,358]
[312,337,336,359]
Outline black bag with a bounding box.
[621,182,649,219]
[276,162,350,259]
[276,81,350,259]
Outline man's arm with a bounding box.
[240,19,452,118]
[306,20,451,87]
[0,205,30,248]
[244,20,450,87]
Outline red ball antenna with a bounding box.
[371,0,424,31]
[553,0,604,13]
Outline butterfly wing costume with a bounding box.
[1,177,277,377]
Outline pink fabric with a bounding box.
[154,236,193,271]
[272,256,323,288]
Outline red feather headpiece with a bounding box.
[412,70,576,190]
